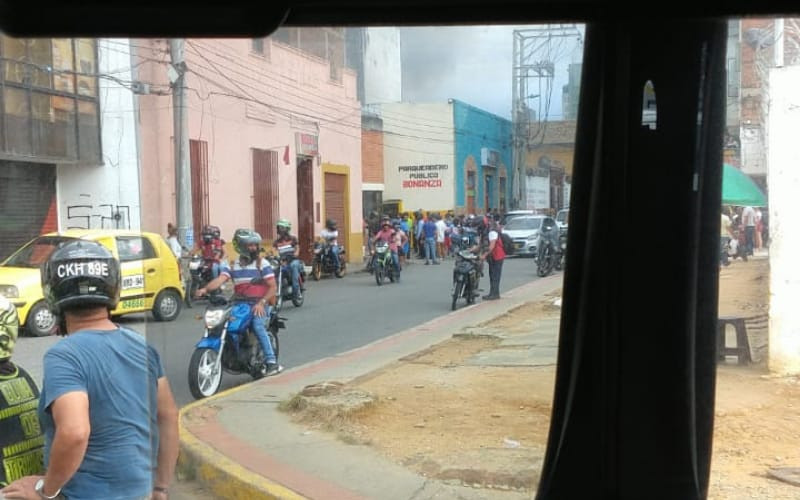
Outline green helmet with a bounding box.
[0,297,19,361]
[233,228,262,257]
[276,218,291,236]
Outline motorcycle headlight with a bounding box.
[204,309,226,329]
[0,285,19,298]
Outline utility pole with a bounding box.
[170,39,193,250]
[512,25,582,211]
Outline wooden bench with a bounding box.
[717,314,768,365]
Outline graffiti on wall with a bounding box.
[66,204,131,230]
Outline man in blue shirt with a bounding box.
[423,213,440,265]
[2,240,179,500]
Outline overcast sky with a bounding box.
[400,25,584,120]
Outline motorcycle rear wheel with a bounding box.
[537,247,554,277]
[188,348,222,399]
[335,261,346,278]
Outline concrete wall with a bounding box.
[768,64,800,374]
[380,102,455,213]
[136,38,361,258]
[57,39,141,231]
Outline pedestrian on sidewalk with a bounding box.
[166,222,183,259]
[435,213,447,260]
[481,219,507,300]
[0,297,45,489]
[2,240,179,500]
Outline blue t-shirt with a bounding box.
[38,327,164,500]
[423,220,438,239]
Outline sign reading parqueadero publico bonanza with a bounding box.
[399,164,448,189]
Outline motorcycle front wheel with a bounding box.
[312,261,322,281]
[375,266,384,286]
[188,348,222,399]
[292,291,304,307]
[537,247,553,277]
[452,281,464,310]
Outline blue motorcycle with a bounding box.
[188,294,285,399]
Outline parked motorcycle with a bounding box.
[452,249,480,310]
[185,255,218,307]
[188,294,285,399]
[536,224,559,277]
[373,240,397,286]
[311,239,346,280]
[267,251,305,310]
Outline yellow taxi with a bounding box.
[0,230,184,336]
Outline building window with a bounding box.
[252,38,264,54]
[0,37,100,163]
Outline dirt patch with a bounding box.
[283,255,799,497]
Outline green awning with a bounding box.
[722,163,766,207]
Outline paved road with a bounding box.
[14,255,554,407]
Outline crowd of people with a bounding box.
[720,205,768,266]
[364,209,509,300]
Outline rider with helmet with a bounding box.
[272,219,305,300]
[372,216,405,281]
[320,218,341,271]
[195,224,227,279]
[8,240,179,500]
[198,229,282,376]
[0,297,45,489]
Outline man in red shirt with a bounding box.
[195,225,227,279]
[480,219,506,300]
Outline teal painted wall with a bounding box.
[452,100,513,213]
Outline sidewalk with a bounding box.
[178,274,563,499]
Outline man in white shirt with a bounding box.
[435,214,447,260]
[166,223,182,259]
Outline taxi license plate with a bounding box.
[514,242,523,249]
[121,298,145,309]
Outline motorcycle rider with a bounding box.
[194,225,227,279]
[372,216,405,281]
[197,229,283,376]
[319,218,342,273]
[0,297,45,489]
[272,219,305,300]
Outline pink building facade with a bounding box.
[134,37,362,263]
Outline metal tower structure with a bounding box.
[512,24,582,209]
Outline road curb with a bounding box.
[178,274,563,499]
[178,384,306,500]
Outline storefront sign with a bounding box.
[398,164,448,189]
[295,133,319,157]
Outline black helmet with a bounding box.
[41,240,121,314]
[233,228,262,263]
[326,218,337,230]
[201,224,220,243]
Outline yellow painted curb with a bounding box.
[179,384,306,500]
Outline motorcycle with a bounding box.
[267,250,306,310]
[185,255,218,307]
[452,249,480,310]
[311,239,346,280]
[373,240,397,286]
[188,294,286,399]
